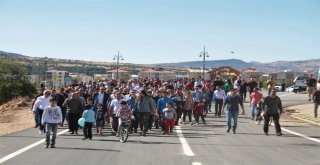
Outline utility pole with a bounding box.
[113,51,124,84]
[199,46,209,80]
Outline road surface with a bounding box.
[0,92,319,165]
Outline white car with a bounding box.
[274,83,282,92]
[286,85,294,92]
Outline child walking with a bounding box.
[42,97,62,148]
[96,104,105,135]
[162,102,177,135]
[193,100,206,125]
[82,98,96,140]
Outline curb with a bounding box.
[289,114,320,127]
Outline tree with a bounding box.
[0,59,37,104]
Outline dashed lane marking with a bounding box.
[175,126,195,156]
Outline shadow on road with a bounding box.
[54,146,120,152]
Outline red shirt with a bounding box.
[251,92,263,105]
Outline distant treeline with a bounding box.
[28,65,107,76]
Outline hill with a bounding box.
[158,59,320,73]
[1,50,319,73]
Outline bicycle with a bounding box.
[119,119,131,143]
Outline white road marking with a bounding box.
[175,126,195,156]
[192,162,202,165]
[0,129,69,164]
[281,127,320,144]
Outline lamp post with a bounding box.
[199,46,209,80]
[113,51,124,83]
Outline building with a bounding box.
[107,68,130,80]
[187,68,211,80]
[139,68,175,80]
[45,70,70,89]
[208,66,241,80]
[242,68,262,80]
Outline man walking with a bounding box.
[262,89,283,136]
[222,89,245,134]
[305,75,317,101]
[212,86,226,117]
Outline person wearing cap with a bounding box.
[262,89,283,136]
[222,88,245,134]
[250,87,263,123]
[32,90,52,135]
[42,97,62,148]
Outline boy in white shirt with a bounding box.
[42,97,62,148]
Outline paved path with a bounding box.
[0,92,319,165]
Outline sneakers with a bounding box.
[116,133,119,137]
[276,132,283,136]
[227,128,231,133]
[81,137,88,140]
[39,130,43,135]
[162,131,166,135]
[233,129,236,134]
[264,132,268,136]
[255,121,260,125]
[50,145,55,148]
[44,145,49,148]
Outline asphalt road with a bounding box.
[0,91,319,165]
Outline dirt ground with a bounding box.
[0,97,34,136]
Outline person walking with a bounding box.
[262,89,283,136]
[82,98,96,140]
[32,90,52,135]
[305,75,317,101]
[135,90,155,136]
[250,87,263,121]
[266,78,276,96]
[312,88,320,118]
[41,97,62,148]
[212,86,226,117]
[63,92,83,135]
[222,89,245,134]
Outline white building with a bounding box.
[45,70,69,89]
[187,68,211,80]
[139,68,175,80]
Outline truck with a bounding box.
[292,76,309,93]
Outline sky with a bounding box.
[0,0,319,64]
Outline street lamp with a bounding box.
[113,51,124,83]
[199,46,209,80]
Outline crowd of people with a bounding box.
[31,76,320,148]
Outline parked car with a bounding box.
[286,85,299,92]
[274,83,282,91]
[292,76,309,93]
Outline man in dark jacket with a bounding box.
[262,89,283,136]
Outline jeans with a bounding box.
[175,106,183,125]
[37,109,45,131]
[83,122,93,139]
[138,112,150,133]
[314,103,319,118]
[251,104,257,119]
[205,100,211,113]
[226,110,239,130]
[45,123,58,146]
[182,109,192,122]
[214,99,223,116]
[112,114,119,133]
[263,113,281,134]
[194,113,206,124]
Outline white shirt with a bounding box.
[97,93,104,104]
[41,106,62,124]
[213,90,226,100]
[110,99,121,114]
[32,96,51,111]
